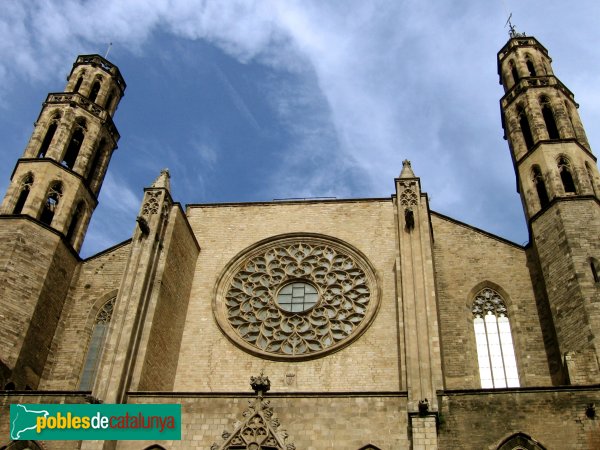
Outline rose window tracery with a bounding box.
[214,235,379,360]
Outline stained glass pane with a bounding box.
[277,282,318,312]
[472,289,519,389]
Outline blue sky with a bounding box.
[1,1,599,257]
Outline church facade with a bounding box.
[0,32,599,449]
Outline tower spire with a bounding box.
[498,34,600,384]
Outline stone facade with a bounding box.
[1,34,600,449]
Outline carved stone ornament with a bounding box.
[471,288,508,318]
[214,234,380,360]
[141,191,161,217]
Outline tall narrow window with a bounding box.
[89,80,101,103]
[472,288,519,388]
[525,56,537,76]
[62,120,85,169]
[517,106,534,150]
[558,157,576,193]
[40,182,62,226]
[532,166,550,208]
[13,174,34,214]
[73,76,84,93]
[509,60,519,85]
[79,298,115,390]
[38,121,58,158]
[66,201,84,245]
[589,258,600,283]
[87,139,106,183]
[586,162,597,196]
[540,96,560,139]
[105,91,115,111]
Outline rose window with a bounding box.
[214,235,379,360]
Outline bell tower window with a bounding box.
[13,174,34,214]
[66,201,84,244]
[40,182,62,226]
[558,157,576,193]
[525,56,537,76]
[62,119,86,169]
[509,60,519,85]
[73,76,84,93]
[472,288,519,389]
[532,166,550,208]
[38,120,59,158]
[540,97,560,139]
[89,80,101,103]
[517,106,534,150]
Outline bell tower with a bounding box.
[498,31,600,383]
[0,55,125,389]
[0,54,126,251]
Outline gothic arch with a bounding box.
[40,181,62,226]
[509,60,520,85]
[62,117,86,169]
[470,285,519,388]
[37,112,61,158]
[143,446,167,450]
[516,104,534,150]
[525,54,537,77]
[539,96,559,139]
[531,165,550,208]
[557,156,577,194]
[496,432,547,450]
[12,173,34,215]
[75,289,118,390]
[358,445,382,450]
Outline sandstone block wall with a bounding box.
[41,240,131,390]
[125,393,409,450]
[438,388,600,450]
[531,199,600,382]
[431,213,554,389]
[0,217,78,389]
[137,206,199,391]
[0,391,90,450]
[175,199,401,393]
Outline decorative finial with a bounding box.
[250,371,271,396]
[151,168,171,191]
[399,159,416,178]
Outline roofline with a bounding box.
[430,210,527,249]
[186,196,392,209]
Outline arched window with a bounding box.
[37,118,59,158]
[89,80,101,103]
[13,174,34,214]
[73,76,84,93]
[66,201,85,245]
[586,162,597,196]
[79,298,115,390]
[497,433,547,450]
[517,106,534,150]
[87,139,106,183]
[540,96,559,139]
[509,60,519,85]
[532,166,549,208]
[590,258,600,283]
[472,288,519,388]
[557,157,576,193]
[525,56,536,77]
[62,119,86,169]
[40,182,62,226]
[105,90,115,111]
